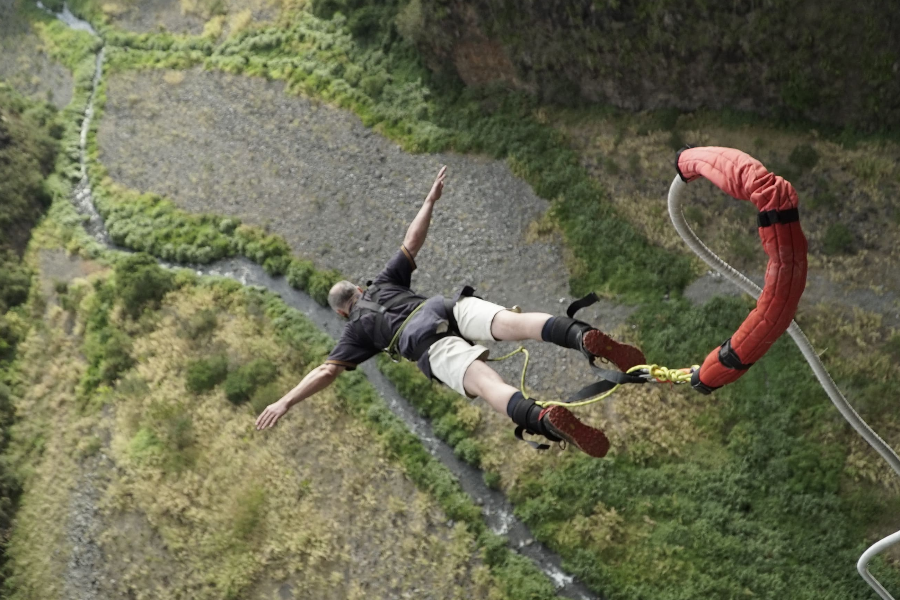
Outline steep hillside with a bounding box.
[380,0,900,131]
[0,83,59,309]
[0,81,61,590]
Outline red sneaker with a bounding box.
[582,329,646,372]
[540,406,610,458]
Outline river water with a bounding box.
[44,3,597,598]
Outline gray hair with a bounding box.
[328,280,360,313]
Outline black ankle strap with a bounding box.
[514,427,551,450]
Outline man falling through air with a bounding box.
[256,167,640,457]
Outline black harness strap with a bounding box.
[349,283,426,350]
[757,207,799,228]
[514,427,551,451]
[564,379,620,403]
[589,364,648,386]
[350,300,386,322]
[717,338,754,371]
[566,292,600,319]
[690,368,720,395]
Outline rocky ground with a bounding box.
[98,68,635,398]
[0,0,73,108]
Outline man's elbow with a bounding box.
[403,237,422,257]
[321,363,344,379]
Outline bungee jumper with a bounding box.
[255,166,644,458]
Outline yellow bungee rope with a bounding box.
[488,345,698,409]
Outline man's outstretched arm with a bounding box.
[255,363,345,430]
[403,166,446,258]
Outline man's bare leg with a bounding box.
[462,359,519,416]
[489,311,551,342]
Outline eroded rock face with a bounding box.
[407,0,900,130]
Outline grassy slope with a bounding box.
[4,253,496,598]
[16,1,900,599]
[551,105,900,293]
[5,208,562,598]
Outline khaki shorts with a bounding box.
[428,297,506,398]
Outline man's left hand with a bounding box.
[426,165,447,203]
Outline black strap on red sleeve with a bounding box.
[690,368,721,395]
[717,338,754,371]
[757,207,799,228]
[675,144,696,182]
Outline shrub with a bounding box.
[223,358,278,405]
[453,437,482,466]
[286,259,315,291]
[250,382,282,414]
[0,256,32,312]
[483,471,501,490]
[185,354,229,394]
[231,486,266,541]
[789,143,820,171]
[181,308,218,340]
[114,253,175,318]
[822,223,854,255]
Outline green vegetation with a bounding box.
[185,354,229,393]
[0,82,62,586]
[114,252,176,317]
[823,223,855,255]
[0,83,59,309]
[790,143,821,171]
[223,357,278,405]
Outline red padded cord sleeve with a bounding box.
[677,147,808,390]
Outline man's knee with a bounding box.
[462,358,494,397]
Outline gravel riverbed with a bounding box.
[98,68,636,397]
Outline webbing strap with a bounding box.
[717,338,754,371]
[385,300,427,359]
[690,368,720,395]
[514,427,551,451]
[757,207,799,228]
[590,364,648,385]
[566,292,600,319]
[563,379,619,404]
[350,300,386,322]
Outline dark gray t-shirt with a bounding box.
[325,246,456,379]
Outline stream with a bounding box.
[43,3,597,598]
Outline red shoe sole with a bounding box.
[545,407,610,458]
[583,329,646,372]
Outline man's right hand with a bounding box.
[426,165,447,203]
[255,399,289,430]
